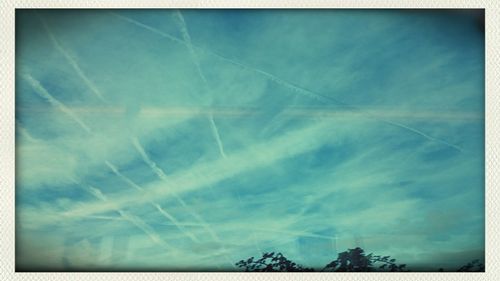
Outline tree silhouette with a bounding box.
[456,259,485,272]
[236,252,314,272]
[236,247,484,272]
[236,247,406,272]
[321,247,407,272]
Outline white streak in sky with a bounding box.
[105,161,143,192]
[21,73,92,134]
[113,13,463,152]
[63,120,334,217]
[105,160,201,243]
[131,136,168,180]
[81,215,125,221]
[130,136,223,243]
[37,14,107,103]
[384,120,464,152]
[110,12,184,45]
[208,114,227,158]
[173,10,208,84]
[153,203,200,243]
[172,10,227,159]
[85,185,172,250]
[16,122,38,143]
[18,79,185,246]
[251,227,337,241]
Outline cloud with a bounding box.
[16,9,484,271]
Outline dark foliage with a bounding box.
[236,247,483,272]
[457,259,485,272]
[236,247,406,272]
[236,252,314,272]
[321,247,407,272]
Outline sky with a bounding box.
[15,9,484,271]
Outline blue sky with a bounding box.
[16,9,484,271]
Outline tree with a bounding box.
[236,247,406,272]
[321,247,407,272]
[236,252,314,272]
[456,259,484,272]
[236,247,484,272]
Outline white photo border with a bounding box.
[1,1,498,280]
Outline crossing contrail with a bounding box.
[153,203,200,243]
[37,13,107,103]
[84,184,172,250]
[105,161,144,192]
[21,74,195,247]
[172,10,228,159]
[21,71,201,252]
[112,12,463,152]
[62,120,333,218]
[105,160,201,243]
[130,136,223,243]
[173,10,208,85]
[22,73,92,134]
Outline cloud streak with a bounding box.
[17,9,484,270]
[105,160,201,243]
[37,13,107,103]
[21,72,92,134]
[83,184,173,250]
[173,10,228,159]
[63,119,335,217]
[130,136,223,243]
[112,12,463,152]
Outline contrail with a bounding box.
[250,227,336,241]
[153,203,200,243]
[105,160,201,243]
[22,75,191,246]
[21,73,92,134]
[105,161,144,192]
[22,72,193,249]
[62,120,335,217]
[23,69,203,247]
[117,209,165,247]
[208,114,227,158]
[85,185,172,250]
[383,120,463,152]
[113,12,463,152]
[131,136,169,180]
[172,10,227,159]
[173,10,208,84]
[110,12,185,45]
[79,215,125,221]
[214,58,464,152]
[130,136,223,243]
[16,121,38,143]
[36,14,107,103]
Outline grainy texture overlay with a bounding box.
[1,0,499,280]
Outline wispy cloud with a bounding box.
[111,11,464,152]
[105,160,201,243]
[37,13,107,103]
[172,10,228,159]
[62,119,337,217]
[17,9,484,270]
[83,184,173,250]
[130,136,225,245]
[21,72,92,134]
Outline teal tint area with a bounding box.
[15,9,484,271]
